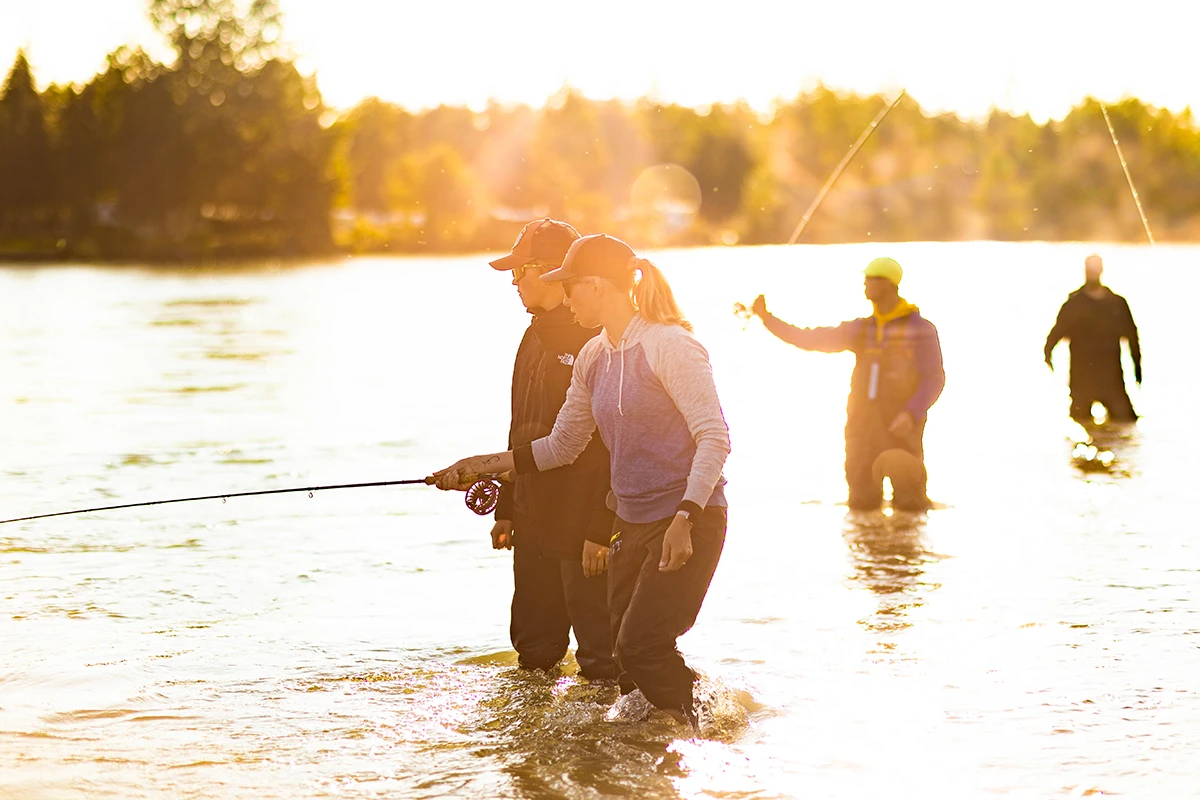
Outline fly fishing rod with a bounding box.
[1099,101,1155,245]
[785,88,907,246]
[734,89,907,322]
[0,474,505,525]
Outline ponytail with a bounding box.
[629,257,692,332]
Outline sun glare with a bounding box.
[4,0,1200,121]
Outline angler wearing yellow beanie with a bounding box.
[750,256,945,511]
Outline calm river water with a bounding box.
[1,242,1197,798]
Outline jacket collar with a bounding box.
[531,302,596,346]
[531,302,574,326]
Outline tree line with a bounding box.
[2,0,1199,261]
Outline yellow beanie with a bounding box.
[864,257,902,286]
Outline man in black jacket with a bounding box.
[1045,254,1142,423]
[487,218,615,679]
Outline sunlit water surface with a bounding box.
[1,242,1198,798]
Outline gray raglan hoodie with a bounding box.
[515,314,729,524]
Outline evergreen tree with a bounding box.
[0,52,55,235]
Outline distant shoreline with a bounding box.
[5,3,1196,267]
[0,236,1173,270]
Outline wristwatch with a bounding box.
[675,501,702,524]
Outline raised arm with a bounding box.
[752,295,859,353]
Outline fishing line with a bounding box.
[734,89,907,322]
[1099,101,1155,245]
[786,89,907,246]
[0,475,504,525]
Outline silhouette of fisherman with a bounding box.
[750,257,945,511]
[1044,254,1142,424]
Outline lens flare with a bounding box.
[629,164,702,241]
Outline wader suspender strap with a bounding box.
[866,314,915,403]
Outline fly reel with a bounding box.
[464,478,502,516]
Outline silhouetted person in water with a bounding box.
[1044,254,1141,424]
[751,257,945,511]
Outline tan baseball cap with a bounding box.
[488,218,581,270]
[540,234,636,283]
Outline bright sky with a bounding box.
[3,0,1199,122]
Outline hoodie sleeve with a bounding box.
[517,340,599,475]
[762,313,861,353]
[905,317,946,420]
[649,327,731,511]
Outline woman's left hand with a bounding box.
[659,514,694,572]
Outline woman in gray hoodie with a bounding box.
[435,234,730,728]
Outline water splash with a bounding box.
[604,674,753,742]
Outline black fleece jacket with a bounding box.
[1045,285,1142,384]
[495,303,613,558]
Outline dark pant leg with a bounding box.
[1098,382,1137,422]
[851,411,930,510]
[609,508,727,713]
[1069,390,1096,423]
[1071,372,1137,423]
[510,546,571,671]
[607,522,642,697]
[1070,370,1106,422]
[889,418,931,511]
[846,416,884,509]
[559,556,616,679]
[849,410,897,510]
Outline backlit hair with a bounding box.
[614,257,692,332]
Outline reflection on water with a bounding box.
[1068,420,1140,478]
[843,511,943,635]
